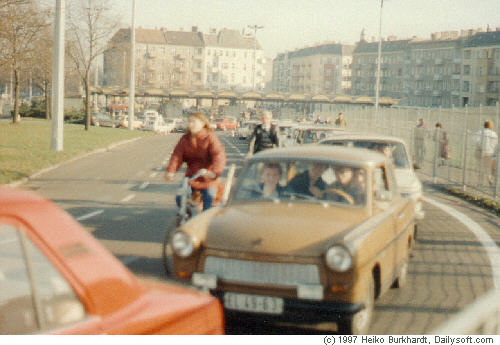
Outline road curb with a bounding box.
[418,174,500,216]
[6,137,143,188]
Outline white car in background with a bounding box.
[319,133,425,221]
[142,110,173,133]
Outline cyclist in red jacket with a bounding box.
[166,112,226,210]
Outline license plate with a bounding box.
[223,292,284,315]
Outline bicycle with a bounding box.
[162,165,235,278]
[162,169,207,277]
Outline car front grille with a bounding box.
[203,256,320,287]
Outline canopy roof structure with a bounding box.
[90,86,396,106]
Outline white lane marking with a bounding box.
[121,194,136,203]
[150,172,158,178]
[76,209,104,221]
[139,181,149,190]
[221,137,245,157]
[424,196,500,289]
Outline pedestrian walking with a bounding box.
[413,118,427,168]
[334,112,347,127]
[472,120,498,185]
[434,122,450,166]
[248,110,279,155]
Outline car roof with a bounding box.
[319,132,406,145]
[250,145,388,166]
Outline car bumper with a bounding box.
[211,291,363,324]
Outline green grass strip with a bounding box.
[1,118,151,184]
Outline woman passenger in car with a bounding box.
[251,163,285,199]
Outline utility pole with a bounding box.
[374,0,384,116]
[248,25,263,90]
[51,0,65,151]
[128,0,136,130]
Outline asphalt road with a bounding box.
[23,131,500,334]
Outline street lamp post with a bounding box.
[374,0,384,119]
[248,25,263,90]
[51,0,65,151]
[128,0,136,130]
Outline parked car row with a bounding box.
[90,111,188,133]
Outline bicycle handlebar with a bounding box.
[188,169,207,182]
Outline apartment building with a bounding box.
[203,28,265,90]
[351,39,410,100]
[462,30,500,106]
[351,28,500,108]
[103,27,264,90]
[272,43,354,95]
[404,36,463,108]
[272,52,291,93]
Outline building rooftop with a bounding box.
[165,30,204,47]
[465,30,500,47]
[203,28,261,50]
[111,28,167,45]
[354,40,411,53]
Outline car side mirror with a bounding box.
[374,190,392,202]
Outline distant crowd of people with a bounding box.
[414,118,498,185]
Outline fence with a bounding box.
[307,103,500,200]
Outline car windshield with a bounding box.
[233,159,367,206]
[322,140,409,169]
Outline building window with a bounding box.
[463,81,470,92]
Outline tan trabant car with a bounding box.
[168,146,416,334]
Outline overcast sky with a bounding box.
[99,0,500,58]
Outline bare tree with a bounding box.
[31,25,53,120]
[0,0,49,123]
[66,0,120,130]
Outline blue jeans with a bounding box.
[176,187,217,211]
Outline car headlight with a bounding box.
[172,232,194,258]
[325,245,352,272]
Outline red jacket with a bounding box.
[166,129,226,189]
